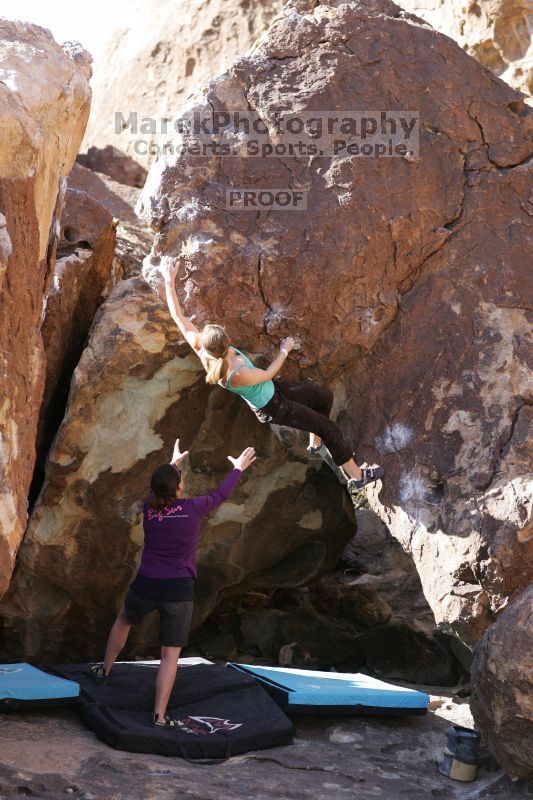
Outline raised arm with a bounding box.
[170,437,189,467]
[160,256,203,353]
[191,447,256,517]
[230,338,295,387]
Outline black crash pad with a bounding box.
[51,663,293,759]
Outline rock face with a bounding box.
[0,277,352,662]
[137,0,533,655]
[360,622,459,684]
[77,145,148,188]
[343,507,438,638]
[33,180,117,500]
[31,158,155,504]
[0,20,92,600]
[194,570,462,683]
[399,0,533,96]
[471,586,533,779]
[68,162,154,277]
[81,0,286,167]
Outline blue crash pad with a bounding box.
[227,664,429,715]
[0,663,79,707]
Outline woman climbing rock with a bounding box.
[91,437,256,727]
[159,257,384,492]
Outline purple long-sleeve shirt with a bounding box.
[137,468,241,580]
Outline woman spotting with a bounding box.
[91,438,256,727]
[160,258,384,491]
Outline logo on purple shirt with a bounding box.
[146,504,187,523]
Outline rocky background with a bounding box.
[0,20,92,602]
[81,0,288,167]
[400,0,533,97]
[0,0,532,784]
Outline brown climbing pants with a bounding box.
[253,380,353,466]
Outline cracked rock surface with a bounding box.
[33,176,118,500]
[0,18,92,602]
[137,0,533,653]
[0,690,530,800]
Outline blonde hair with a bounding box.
[203,324,230,385]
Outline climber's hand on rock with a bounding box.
[228,446,256,472]
[160,256,180,284]
[171,438,189,466]
[280,337,295,354]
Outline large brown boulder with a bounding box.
[399,0,533,96]
[0,277,352,662]
[31,159,157,503]
[68,162,154,277]
[136,0,533,654]
[81,0,285,167]
[342,507,437,638]
[34,183,117,496]
[471,586,533,779]
[77,145,148,189]
[0,20,91,600]
[195,573,461,682]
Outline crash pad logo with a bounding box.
[0,668,22,674]
[176,716,243,735]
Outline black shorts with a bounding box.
[123,588,194,647]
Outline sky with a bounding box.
[0,0,131,63]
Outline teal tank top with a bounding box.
[223,347,275,410]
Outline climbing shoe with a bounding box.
[348,465,385,491]
[153,714,177,728]
[90,663,110,686]
[307,443,333,459]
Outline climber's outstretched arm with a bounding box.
[230,338,294,387]
[160,257,203,353]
